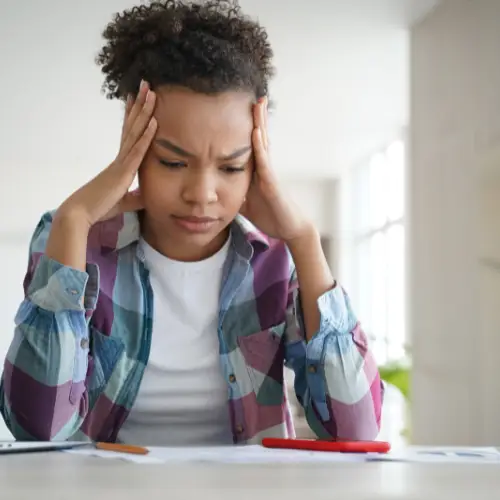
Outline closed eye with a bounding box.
[221,165,246,174]
[159,160,186,169]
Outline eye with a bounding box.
[221,165,246,174]
[159,160,186,169]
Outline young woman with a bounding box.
[0,0,383,446]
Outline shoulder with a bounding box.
[28,210,141,255]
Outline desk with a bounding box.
[0,451,497,499]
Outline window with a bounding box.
[341,140,406,365]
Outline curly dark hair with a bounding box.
[96,0,274,101]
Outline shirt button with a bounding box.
[80,338,89,349]
[229,374,236,383]
[235,424,244,434]
[308,364,317,374]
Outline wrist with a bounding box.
[285,223,319,254]
[54,204,92,233]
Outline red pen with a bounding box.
[261,438,391,454]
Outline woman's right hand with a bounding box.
[57,80,157,228]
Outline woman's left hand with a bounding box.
[240,97,312,243]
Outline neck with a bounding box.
[140,213,230,262]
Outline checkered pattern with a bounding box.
[0,210,383,443]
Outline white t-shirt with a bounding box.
[117,235,233,447]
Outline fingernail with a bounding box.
[130,188,141,196]
[140,79,146,91]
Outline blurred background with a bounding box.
[1,0,499,447]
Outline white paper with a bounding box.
[64,444,500,465]
[148,444,375,463]
[64,447,165,464]
[367,446,500,464]
[64,444,373,464]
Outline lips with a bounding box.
[174,215,218,223]
[171,215,220,233]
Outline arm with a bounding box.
[286,225,335,340]
[0,211,98,441]
[284,226,384,441]
[0,85,155,440]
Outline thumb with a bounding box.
[119,188,145,214]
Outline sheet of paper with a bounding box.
[64,447,165,464]
[64,445,373,464]
[367,446,500,464]
[147,445,374,464]
[64,444,500,465]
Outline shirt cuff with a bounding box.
[303,284,357,422]
[27,254,100,312]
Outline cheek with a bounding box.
[220,173,252,207]
[138,164,178,209]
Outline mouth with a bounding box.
[171,215,220,233]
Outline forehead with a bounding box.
[153,87,254,150]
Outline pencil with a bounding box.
[95,442,149,455]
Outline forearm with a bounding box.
[287,224,335,341]
[46,209,90,272]
[285,226,383,440]
[293,321,383,440]
[1,313,89,441]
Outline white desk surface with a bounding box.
[0,451,497,499]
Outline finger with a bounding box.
[123,117,157,172]
[120,80,150,149]
[253,99,268,151]
[253,98,262,128]
[260,97,269,151]
[252,126,267,172]
[120,94,135,144]
[120,88,157,158]
[252,126,278,185]
[261,98,269,150]
[125,93,134,115]
[126,80,149,128]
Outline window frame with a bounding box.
[341,138,407,365]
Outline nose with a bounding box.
[181,171,218,206]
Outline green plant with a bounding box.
[379,363,410,400]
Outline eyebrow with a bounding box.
[155,138,252,161]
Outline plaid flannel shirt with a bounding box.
[0,210,383,443]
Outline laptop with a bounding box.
[0,441,88,454]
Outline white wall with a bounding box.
[410,0,500,445]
